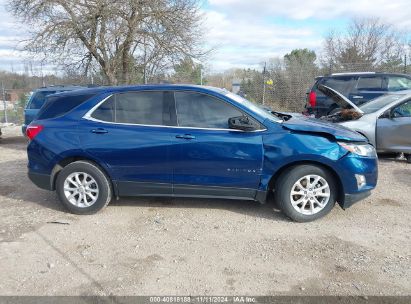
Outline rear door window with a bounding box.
[91,91,175,126]
[356,76,383,91]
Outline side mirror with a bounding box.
[379,110,391,119]
[228,116,257,131]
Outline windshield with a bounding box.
[360,94,405,114]
[28,91,57,109]
[224,92,281,122]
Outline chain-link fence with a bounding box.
[0,105,24,125]
[237,60,410,113]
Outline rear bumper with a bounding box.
[342,190,371,209]
[22,124,27,135]
[28,171,52,190]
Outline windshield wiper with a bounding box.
[271,111,292,121]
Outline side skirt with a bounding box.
[114,181,267,203]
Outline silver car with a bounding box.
[319,85,411,162]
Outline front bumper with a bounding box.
[28,171,52,190]
[336,153,378,209]
[342,190,371,209]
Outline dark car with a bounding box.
[26,85,378,222]
[305,72,411,117]
[22,85,85,134]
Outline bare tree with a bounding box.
[8,0,205,85]
[322,18,406,71]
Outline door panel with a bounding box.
[376,100,411,152]
[79,121,174,195]
[79,90,176,196]
[171,128,264,192]
[172,91,264,196]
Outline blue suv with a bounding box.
[26,85,378,222]
[23,85,85,134]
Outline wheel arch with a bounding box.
[267,160,345,207]
[50,156,117,196]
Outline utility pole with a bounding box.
[1,81,7,124]
[405,53,407,74]
[262,62,267,105]
[200,65,203,85]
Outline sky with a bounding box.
[0,0,410,74]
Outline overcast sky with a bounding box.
[0,0,410,74]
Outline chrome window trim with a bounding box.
[83,92,267,133]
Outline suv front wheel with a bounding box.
[275,165,336,222]
[56,161,112,214]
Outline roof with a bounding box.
[49,84,228,97]
[34,85,86,92]
[327,72,411,77]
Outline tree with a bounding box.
[9,0,204,85]
[284,49,316,70]
[171,57,202,84]
[322,18,406,72]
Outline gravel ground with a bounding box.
[0,125,410,296]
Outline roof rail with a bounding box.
[330,72,376,76]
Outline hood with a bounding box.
[318,85,364,114]
[282,116,366,142]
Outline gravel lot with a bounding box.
[0,125,410,296]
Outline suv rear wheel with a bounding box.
[56,161,112,214]
[275,165,336,222]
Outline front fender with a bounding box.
[260,131,348,191]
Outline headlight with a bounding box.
[338,142,376,157]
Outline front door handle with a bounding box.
[91,128,108,134]
[352,95,363,99]
[176,134,196,140]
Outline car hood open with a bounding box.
[318,84,364,114]
[281,116,366,142]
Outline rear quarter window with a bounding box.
[36,94,95,120]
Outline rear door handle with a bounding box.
[91,128,108,134]
[175,134,195,139]
[352,95,363,99]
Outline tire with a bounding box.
[56,161,112,214]
[275,165,337,222]
[406,154,411,164]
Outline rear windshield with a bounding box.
[360,94,405,114]
[28,91,57,109]
[36,94,96,120]
[317,76,356,96]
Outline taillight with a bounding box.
[308,91,316,107]
[26,125,44,140]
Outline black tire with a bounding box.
[275,165,337,222]
[406,154,411,164]
[56,161,112,214]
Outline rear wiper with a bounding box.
[271,111,292,121]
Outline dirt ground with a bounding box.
[0,125,410,296]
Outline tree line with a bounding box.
[4,0,411,111]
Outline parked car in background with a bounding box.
[26,85,378,222]
[319,85,411,162]
[22,85,85,134]
[305,72,411,117]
